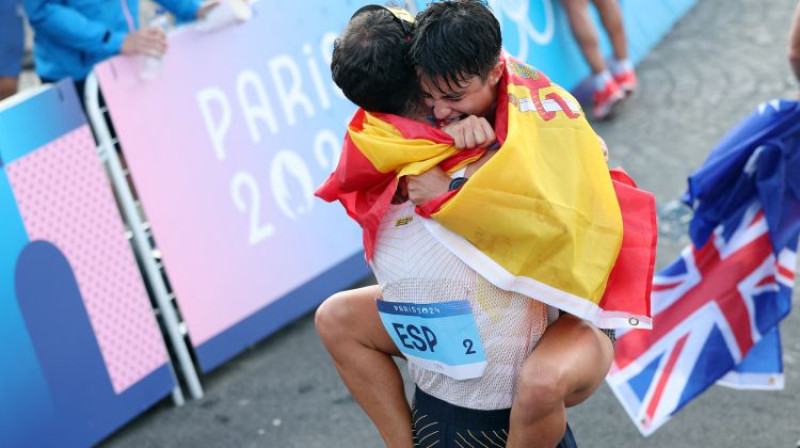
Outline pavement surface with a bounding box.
[100,0,800,446]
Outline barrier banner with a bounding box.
[0,80,174,447]
[94,1,374,372]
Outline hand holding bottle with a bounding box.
[121,27,167,58]
[136,11,170,80]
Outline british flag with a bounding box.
[607,99,800,436]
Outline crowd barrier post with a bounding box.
[84,73,204,402]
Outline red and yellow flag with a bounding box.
[316,56,656,329]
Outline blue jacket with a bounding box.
[24,0,201,81]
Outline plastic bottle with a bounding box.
[139,9,169,80]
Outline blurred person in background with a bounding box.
[23,0,218,103]
[0,0,25,101]
[561,0,636,120]
[789,1,800,98]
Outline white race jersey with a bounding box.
[371,200,548,410]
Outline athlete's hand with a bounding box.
[407,167,451,205]
[442,115,496,149]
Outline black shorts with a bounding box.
[411,387,578,448]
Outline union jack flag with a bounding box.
[607,99,800,436]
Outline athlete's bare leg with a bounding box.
[507,314,614,448]
[315,285,413,448]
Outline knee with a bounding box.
[314,291,355,344]
[514,359,568,414]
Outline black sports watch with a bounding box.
[448,176,468,191]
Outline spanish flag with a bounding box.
[316,56,656,329]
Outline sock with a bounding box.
[611,58,633,76]
[593,70,613,91]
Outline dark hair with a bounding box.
[331,7,419,115]
[410,0,502,92]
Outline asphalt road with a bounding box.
[102,0,800,446]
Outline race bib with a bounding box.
[377,299,487,380]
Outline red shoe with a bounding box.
[613,67,638,96]
[592,79,625,120]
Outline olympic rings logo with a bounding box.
[489,0,556,61]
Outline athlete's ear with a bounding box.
[488,61,504,86]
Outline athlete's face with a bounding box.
[419,61,504,123]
